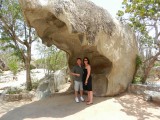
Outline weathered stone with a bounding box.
[19,0,138,96]
[21,92,34,101]
[143,94,152,102]
[35,68,68,99]
[1,87,22,101]
[128,84,146,95]
[3,94,22,101]
[53,68,68,91]
[144,90,160,104]
[35,78,51,99]
[128,84,160,95]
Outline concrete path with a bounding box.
[0,93,160,120]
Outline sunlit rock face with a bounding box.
[19,0,138,96]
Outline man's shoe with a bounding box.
[80,96,84,102]
[75,97,79,103]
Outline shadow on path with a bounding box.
[0,94,110,120]
[0,93,160,120]
[115,93,160,120]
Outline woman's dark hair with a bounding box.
[83,57,90,64]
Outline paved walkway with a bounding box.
[0,93,160,120]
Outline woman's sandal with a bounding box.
[86,102,93,105]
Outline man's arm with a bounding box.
[70,72,80,77]
[70,66,80,77]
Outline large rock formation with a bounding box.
[19,0,138,96]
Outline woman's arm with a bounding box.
[85,65,91,85]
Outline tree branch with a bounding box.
[144,51,160,63]
[29,27,32,44]
[0,17,25,45]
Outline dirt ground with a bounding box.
[0,93,160,120]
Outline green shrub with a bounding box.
[6,87,22,94]
[136,55,142,69]
[8,60,19,76]
[154,62,160,67]
[132,76,143,84]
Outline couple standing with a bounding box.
[71,57,93,105]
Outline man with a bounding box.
[71,58,84,103]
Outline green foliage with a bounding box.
[6,87,22,94]
[136,55,142,69]
[35,50,67,71]
[8,58,19,75]
[117,0,160,47]
[132,76,142,84]
[35,44,67,72]
[0,0,25,60]
[154,62,160,67]
[0,0,38,90]
[118,0,160,83]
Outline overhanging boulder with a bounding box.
[19,0,138,96]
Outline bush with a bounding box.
[154,61,160,67]
[6,87,22,94]
[136,55,142,69]
[132,76,143,84]
[8,60,19,76]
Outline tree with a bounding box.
[117,0,160,83]
[0,0,37,90]
[35,43,67,74]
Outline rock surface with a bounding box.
[128,84,160,104]
[128,84,160,95]
[19,0,138,96]
[35,68,68,99]
[144,90,160,104]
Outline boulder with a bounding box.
[19,0,138,96]
[53,68,68,91]
[144,90,160,104]
[35,78,51,99]
[35,68,68,99]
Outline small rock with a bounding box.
[144,90,160,104]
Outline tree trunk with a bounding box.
[26,58,32,90]
[142,51,160,83]
[25,43,32,90]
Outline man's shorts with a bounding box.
[74,81,83,91]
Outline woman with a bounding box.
[83,57,93,105]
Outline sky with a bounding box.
[90,0,123,18]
